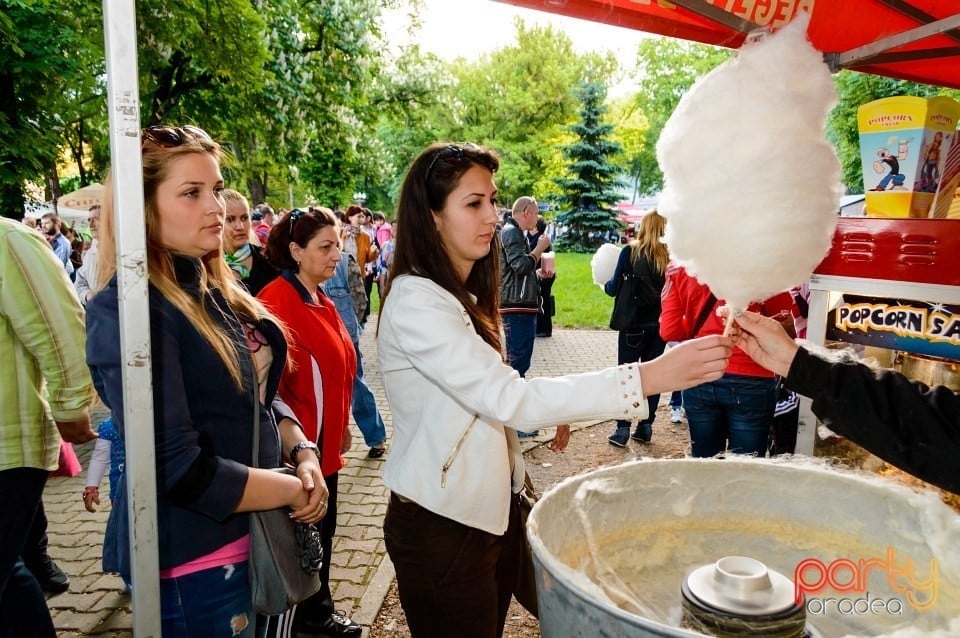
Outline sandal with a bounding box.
[367,445,386,459]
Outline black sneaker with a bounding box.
[300,611,361,637]
[27,555,69,594]
[631,422,653,443]
[607,431,629,448]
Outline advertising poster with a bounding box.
[826,294,960,359]
[858,96,960,218]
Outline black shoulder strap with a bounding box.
[690,292,718,338]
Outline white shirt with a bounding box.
[378,275,645,535]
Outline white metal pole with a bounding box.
[102,0,162,635]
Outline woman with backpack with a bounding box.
[604,211,669,446]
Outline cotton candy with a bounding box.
[656,12,842,312]
[591,242,621,287]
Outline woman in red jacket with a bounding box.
[258,206,360,638]
[660,264,796,457]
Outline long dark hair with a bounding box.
[266,206,340,271]
[383,142,502,351]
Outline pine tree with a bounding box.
[553,81,625,252]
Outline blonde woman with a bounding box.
[86,125,327,637]
[603,211,669,446]
[221,189,279,295]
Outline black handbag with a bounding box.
[248,376,323,615]
[610,255,662,331]
[514,472,540,618]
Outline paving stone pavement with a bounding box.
[45,322,617,637]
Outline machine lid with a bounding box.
[684,556,797,616]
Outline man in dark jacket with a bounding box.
[498,196,551,378]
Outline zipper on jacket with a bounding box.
[441,415,478,488]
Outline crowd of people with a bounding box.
[3,127,960,638]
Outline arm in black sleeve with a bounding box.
[785,347,960,494]
[604,246,631,297]
[500,226,537,275]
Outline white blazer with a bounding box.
[378,275,647,536]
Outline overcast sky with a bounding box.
[381,0,651,72]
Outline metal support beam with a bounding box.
[848,46,960,66]
[667,0,760,36]
[877,0,960,43]
[838,12,960,68]
[102,0,162,635]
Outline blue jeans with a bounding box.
[669,391,683,409]
[682,374,777,458]
[160,561,260,638]
[614,325,666,433]
[502,313,537,378]
[351,343,387,447]
[0,468,54,638]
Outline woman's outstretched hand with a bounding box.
[725,309,800,377]
[639,335,732,397]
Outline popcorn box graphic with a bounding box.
[929,127,960,219]
[858,96,960,218]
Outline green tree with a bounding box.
[607,96,649,205]
[444,19,616,205]
[0,2,102,217]
[827,71,960,194]
[372,44,456,210]
[631,39,730,197]
[553,81,624,252]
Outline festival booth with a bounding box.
[493,5,960,635]
[498,0,960,455]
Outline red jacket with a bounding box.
[258,272,357,476]
[659,265,796,378]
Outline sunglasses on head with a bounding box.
[141,125,213,149]
[288,208,306,233]
[424,143,480,183]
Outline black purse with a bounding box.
[610,256,662,331]
[248,376,323,615]
[514,472,540,618]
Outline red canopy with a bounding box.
[492,0,960,90]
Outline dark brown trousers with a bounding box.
[384,493,522,638]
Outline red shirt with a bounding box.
[258,273,356,476]
[659,265,796,378]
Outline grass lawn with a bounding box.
[369,252,613,329]
[550,252,613,329]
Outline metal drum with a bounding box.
[526,458,960,637]
[898,353,960,391]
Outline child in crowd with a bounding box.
[82,417,131,590]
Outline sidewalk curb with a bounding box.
[354,555,395,637]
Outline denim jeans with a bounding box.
[351,343,387,447]
[614,324,666,433]
[0,468,54,638]
[669,391,683,409]
[160,561,260,638]
[682,374,777,458]
[502,313,537,378]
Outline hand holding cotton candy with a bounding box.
[656,13,841,329]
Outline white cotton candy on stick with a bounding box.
[591,243,621,287]
[656,12,842,325]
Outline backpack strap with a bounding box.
[690,292,718,338]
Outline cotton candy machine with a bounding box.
[526,458,960,637]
